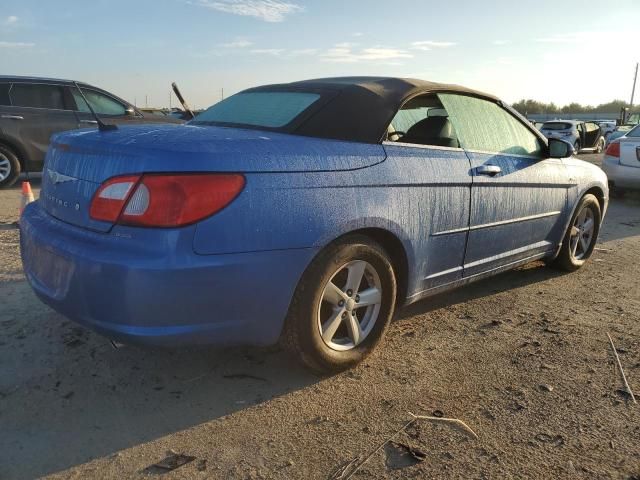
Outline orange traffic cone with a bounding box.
[19,181,35,217]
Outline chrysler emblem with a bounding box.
[47,169,77,185]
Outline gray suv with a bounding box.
[0,76,182,188]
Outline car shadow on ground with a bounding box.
[395,260,567,322]
[0,281,319,479]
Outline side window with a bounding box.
[438,94,544,157]
[10,84,66,110]
[72,89,126,116]
[0,83,10,106]
[585,122,599,133]
[386,94,460,148]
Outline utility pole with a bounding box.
[145,95,148,108]
[169,91,172,109]
[221,87,224,101]
[630,62,639,110]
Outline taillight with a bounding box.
[90,173,245,227]
[90,175,141,222]
[605,142,620,158]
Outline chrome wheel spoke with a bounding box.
[582,218,594,235]
[321,309,345,343]
[345,314,362,345]
[323,281,346,306]
[345,261,366,293]
[579,235,589,254]
[357,287,381,307]
[570,234,579,257]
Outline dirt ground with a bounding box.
[1,155,639,480]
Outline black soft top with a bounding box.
[243,76,499,143]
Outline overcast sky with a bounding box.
[1,0,639,109]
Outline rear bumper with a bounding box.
[20,202,317,347]
[602,155,640,190]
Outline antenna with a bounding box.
[73,82,117,132]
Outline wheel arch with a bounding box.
[584,186,606,213]
[330,227,411,306]
[0,134,29,169]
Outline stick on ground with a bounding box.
[607,332,637,404]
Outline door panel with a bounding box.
[438,93,570,276]
[383,144,471,291]
[463,152,568,275]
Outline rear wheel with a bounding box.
[573,140,581,154]
[552,194,601,271]
[0,145,20,188]
[282,235,396,373]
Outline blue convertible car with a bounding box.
[20,77,608,372]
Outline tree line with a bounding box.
[510,99,628,115]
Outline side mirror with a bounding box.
[548,138,573,158]
[125,106,136,117]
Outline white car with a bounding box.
[602,124,640,194]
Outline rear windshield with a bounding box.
[542,122,572,131]
[193,91,320,128]
[627,124,640,137]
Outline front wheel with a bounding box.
[552,194,601,271]
[282,235,397,373]
[595,137,605,154]
[573,140,581,154]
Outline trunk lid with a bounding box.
[618,137,640,168]
[40,124,385,232]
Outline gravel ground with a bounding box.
[1,156,639,479]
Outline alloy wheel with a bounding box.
[0,153,11,182]
[317,260,382,351]
[570,206,595,260]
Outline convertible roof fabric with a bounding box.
[245,76,499,144]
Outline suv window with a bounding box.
[439,94,544,157]
[72,89,127,116]
[10,84,66,110]
[386,95,460,148]
[0,83,10,106]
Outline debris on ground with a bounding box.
[607,333,637,404]
[143,452,196,474]
[384,441,426,470]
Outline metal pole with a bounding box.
[630,62,638,110]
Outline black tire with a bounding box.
[0,144,20,188]
[573,140,580,154]
[282,235,397,373]
[552,194,601,272]
[595,137,605,154]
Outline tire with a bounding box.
[282,235,397,373]
[0,144,20,188]
[573,140,580,154]
[595,137,605,154]
[552,194,601,272]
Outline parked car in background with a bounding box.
[20,77,608,372]
[602,124,640,194]
[587,120,616,137]
[139,107,169,116]
[540,120,606,154]
[607,112,640,146]
[0,76,183,188]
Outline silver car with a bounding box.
[540,120,606,154]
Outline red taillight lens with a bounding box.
[605,142,620,158]
[90,175,141,222]
[90,173,245,227]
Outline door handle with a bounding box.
[1,114,24,120]
[476,164,502,176]
[79,120,98,125]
